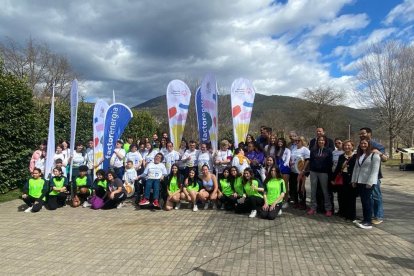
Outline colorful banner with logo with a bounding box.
[93,99,109,177]
[230,78,256,146]
[102,103,133,170]
[166,80,192,150]
[69,79,78,183]
[195,74,218,150]
[45,85,55,179]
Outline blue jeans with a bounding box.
[144,179,160,200]
[371,180,384,219]
[358,184,372,224]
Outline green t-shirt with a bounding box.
[28,178,46,199]
[233,177,243,196]
[97,179,107,190]
[244,180,263,198]
[49,177,66,196]
[169,176,180,193]
[265,178,285,205]
[75,176,87,187]
[220,179,233,197]
[186,180,200,192]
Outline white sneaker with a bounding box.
[116,202,124,209]
[204,202,209,210]
[282,202,288,209]
[193,205,199,212]
[249,210,257,218]
[24,206,33,213]
[278,209,282,216]
[174,202,181,210]
[82,201,91,208]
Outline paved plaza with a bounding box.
[0,166,413,275]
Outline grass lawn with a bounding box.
[0,189,21,204]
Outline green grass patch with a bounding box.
[0,189,21,203]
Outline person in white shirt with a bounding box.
[110,140,126,180]
[332,138,344,173]
[289,136,310,210]
[197,143,213,177]
[68,142,86,180]
[85,139,94,178]
[125,144,143,172]
[182,140,199,177]
[142,142,159,168]
[163,142,180,174]
[214,140,233,174]
[53,144,68,174]
[138,153,167,208]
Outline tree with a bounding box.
[295,86,345,137]
[0,70,38,192]
[0,37,78,99]
[357,41,414,156]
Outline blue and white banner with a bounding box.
[44,85,55,179]
[102,103,133,170]
[69,79,78,183]
[195,73,218,150]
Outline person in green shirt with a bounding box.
[72,165,92,208]
[241,168,265,218]
[230,166,248,214]
[22,168,48,213]
[260,166,286,220]
[218,167,236,210]
[164,164,184,211]
[48,167,69,210]
[184,168,201,212]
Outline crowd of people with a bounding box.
[24,127,387,229]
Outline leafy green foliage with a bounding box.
[0,72,37,192]
[122,110,158,142]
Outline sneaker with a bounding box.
[282,202,289,209]
[307,209,316,215]
[249,210,257,218]
[278,209,282,216]
[116,202,124,209]
[139,198,150,206]
[325,210,333,217]
[24,206,33,213]
[212,203,217,210]
[204,202,209,210]
[372,219,383,225]
[174,202,181,210]
[152,200,160,208]
[352,219,361,224]
[82,201,92,208]
[193,205,198,212]
[220,204,225,210]
[356,222,372,229]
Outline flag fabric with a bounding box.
[93,99,109,177]
[69,79,78,183]
[230,78,256,146]
[166,80,192,150]
[102,103,133,170]
[195,73,218,150]
[113,89,116,103]
[44,85,55,179]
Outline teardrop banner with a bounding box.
[230,78,256,146]
[93,99,109,177]
[102,103,133,170]
[166,80,192,150]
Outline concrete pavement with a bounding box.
[0,166,412,275]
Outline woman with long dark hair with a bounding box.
[260,166,286,220]
[275,138,291,208]
[351,139,381,229]
[242,168,264,218]
[164,164,184,211]
[184,168,200,212]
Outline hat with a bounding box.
[124,183,135,198]
[117,139,124,145]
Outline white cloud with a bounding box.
[384,0,414,25]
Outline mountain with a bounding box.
[133,93,379,141]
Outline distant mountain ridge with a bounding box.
[133,93,378,141]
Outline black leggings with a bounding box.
[48,193,67,210]
[259,203,282,220]
[102,192,126,209]
[23,196,44,212]
[245,196,265,211]
[219,195,237,210]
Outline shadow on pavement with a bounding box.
[366,253,414,270]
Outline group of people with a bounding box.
[24,127,387,228]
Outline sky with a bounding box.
[0,0,413,107]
